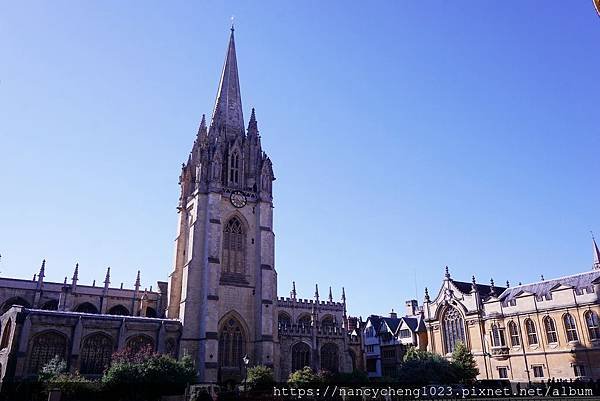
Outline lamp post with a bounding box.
[242,354,250,390]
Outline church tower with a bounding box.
[167,27,278,384]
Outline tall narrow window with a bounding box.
[491,324,506,347]
[219,318,245,368]
[585,311,600,340]
[229,151,240,185]
[508,321,520,346]
[29,332,67,373]
[291,342,311,372]
[222,217,245,275]
[525,319,538,345]
[543,316,558,344]
[564,313,579,342]
[442,306,465,353]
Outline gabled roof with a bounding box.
[500,270,600,304]
[381,317,401,332]
[399,314,426,333]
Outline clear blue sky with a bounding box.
[1,1,599,318]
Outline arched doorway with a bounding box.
[291,342,311,372]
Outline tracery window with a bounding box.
[320,343,339,373]
[442,306,465,353]
[524,319,538,345]
[222,217,245,275]
[74,302,99,314]
[321,316,334,330]
[219,318,245,368]
[585,311,600,340]
[108,305,130,316]
[80,333,113,374]
[28,331,67,373]
[291,342,310,372]
[298,315,312,328]
[229,151,240,185]
[564,313,579,342]
[543,316,558,344]
[508,321,520,346]
[126,335,154,354]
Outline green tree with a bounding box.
[245,365,275,391]
[397,347,458,385]
[451,342,478,384]
[287,367,323,388]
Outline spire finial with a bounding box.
[592,231,600,270]
[490,278,497,296]
[104,267,111,286]
[541,274,545,281]
[291,281,297,300]
[506,280,510,288]
[135,270,141,291]
[471,275,477,293]
[39,259,46,278]
[424,287,430,302]
[444,266,450,279]
[342,287,346,303]
[315,284,319,299]
[328,286,333,302]
[230,16,235,32]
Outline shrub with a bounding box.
[451,342,479,384]
[245,365,275,391]
[287,367,323,388]
[397,347,458,385]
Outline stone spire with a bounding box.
[471,275,477,293]
[328,286,333,303]
[593,233,600,270]
[490,278,497,296]
[341,287,346,303]
[210,26,245,140]
[38,259,46,282]
[134,270,141,292]
[314,284,319,302]
[444,266,450,280]
[424,287,430,303]
[71,263,79,290]
[104,267,111,287]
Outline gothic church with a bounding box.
[0,28,355,387]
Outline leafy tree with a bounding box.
[397,347,458,385]
[451,342,478,384]
[38,356,67,381]
[38,356,97,396]
[245,365,275,391]
[102,351,195,401]
[287,367,323,388]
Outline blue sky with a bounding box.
[1,1,599,318]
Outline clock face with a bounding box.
[230,190,247,208]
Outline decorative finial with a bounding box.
[592,231,600,270]
[230,16,235,32]
[315,284,319,299]
[341,287,346,302]
[39,259,46,278]
[424,287,430,302]
[291,281,297,299]
[104,267,111,286]
[328,286,333,302]
[506,280,510,288]
[92,279,96,287]
[541,274,545,281]
[72,263,79,282]
[518,281,522,286]
[490,278,495,287]
[490,278,497,297]
[63,276,67,284]
[444,266,450,279]
[135,270,141,289]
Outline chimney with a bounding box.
[406,299,418,316]
[389,309,397,319]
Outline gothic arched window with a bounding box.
[585,311,600,340]
[298,315,311,328]
[28,331,67,373]
[320,343,339,373]
[278,313,291,329]
[0,319,12,349]
[145,307,157,318]
[508,321,520,346]
[564,313,579,342]
[0,297,30,314]
[543,316,558,344]
[222,217,246,275]
[74,302,99,314]
[491,324,506,347]
[41,300,58,311]
[229,151,240,185]
[219,318,245,368]
[321,316,334,329]
[80,333,113,374]
[291,342,311,372]
[108,305,130,316]
[524,319,538,345]
[442,306,465,353]
[126,335,154,354]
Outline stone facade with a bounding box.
[424,244,600,383]
[0,27,356,387]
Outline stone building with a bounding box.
[423,239,600,382]
[0,27,355,387]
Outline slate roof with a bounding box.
[499,270,600,304]
[381,317,401,332]
[401,314,426,333]
[452,280,507,298]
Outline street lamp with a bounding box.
[242,354,250,390]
